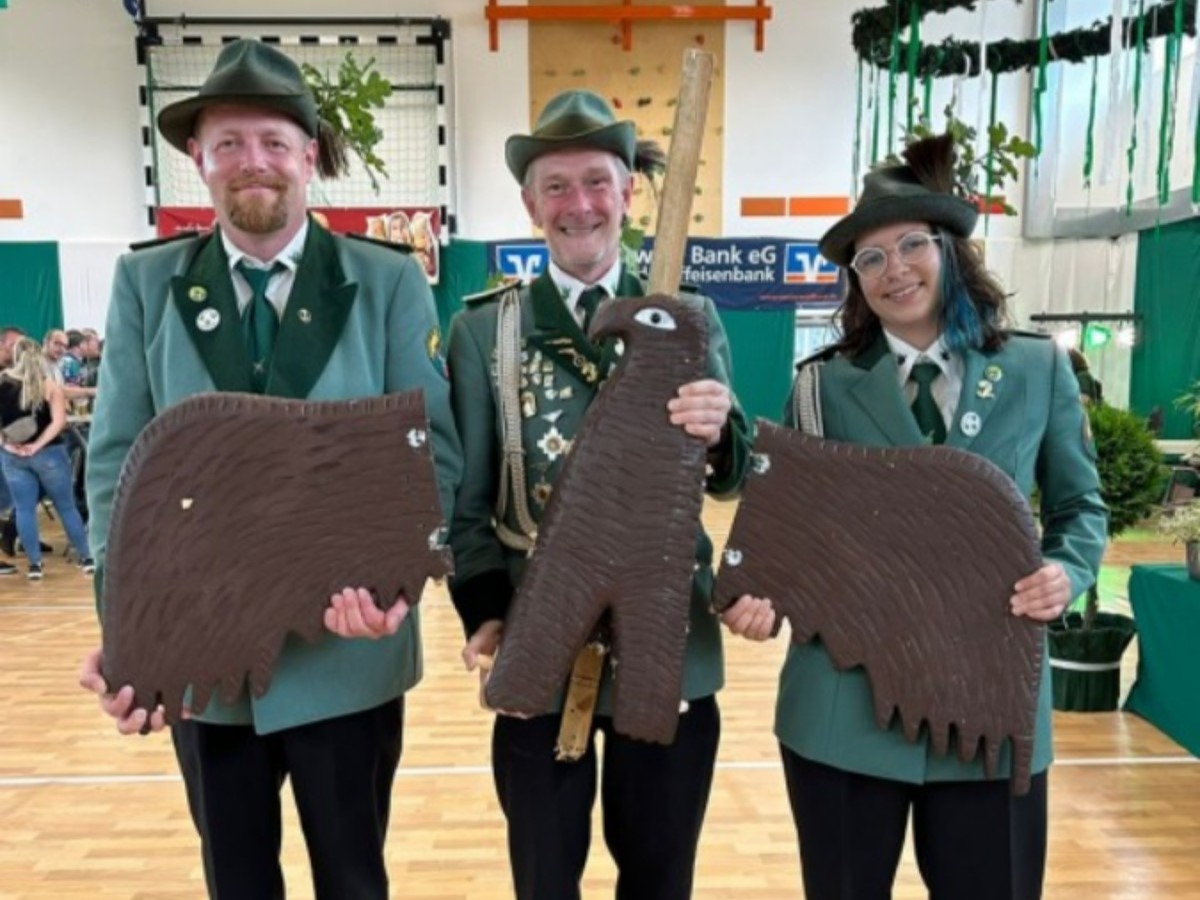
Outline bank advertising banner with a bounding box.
[486,237,844,310]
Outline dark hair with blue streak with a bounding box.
[937,227,1000,355]
[832,226,1009,359]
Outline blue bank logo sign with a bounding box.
[494,244,549,282]
[784,243,838,285]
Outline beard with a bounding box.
[223,176,292,234]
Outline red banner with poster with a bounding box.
[156,206,442,284]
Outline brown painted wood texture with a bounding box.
[715,425,1044,793]
[101,392,450,720]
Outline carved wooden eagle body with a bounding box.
[484,293,711,744]
[713,423,1044,794]
[101,391,450,721]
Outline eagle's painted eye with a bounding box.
[633,307,677,330]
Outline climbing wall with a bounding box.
[528,0,725,236]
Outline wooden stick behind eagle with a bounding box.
[483,50,718,745]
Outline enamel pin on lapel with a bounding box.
[960,411,982,437]
[984,364,1003,382]
[195,308,221,332]
[976,379,995,399]
[297,308,312,324]
[188,286,207,303]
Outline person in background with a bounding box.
[42,329,96,407]
[1067,347,1103,406]
[0,326,22,575]
[0,338,95,580]
[79,329,103,389]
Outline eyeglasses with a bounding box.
[849,231,941,280]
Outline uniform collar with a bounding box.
[884,330,954,382]
[548,257,622,311]
[222,219,308,275]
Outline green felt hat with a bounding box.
[505,90,637,183]
[157,39,319,153]
[819,136,979,267]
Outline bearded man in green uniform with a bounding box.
[77,39,462,898]
[445,90,772,900]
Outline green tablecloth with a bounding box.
[1124,564,1200,757]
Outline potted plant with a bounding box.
[1157,499,1200,581]
[1047,402,1169,711]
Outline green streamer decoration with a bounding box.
[1035,0,1050,164]
[872,60,882,167]
[985,72,999,236]
[854,57,865,197]
[852,0,1196,78]
[1084,54,1099,188]
[1126,0,1146,215]
[1155,0,1185,205]
[907,0,921,134]
[887,6,901,156]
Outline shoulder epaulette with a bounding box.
[794,344,839,372]
[128,231,203,252]
[345,232,413,254]
[464,277,522,306]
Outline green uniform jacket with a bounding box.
[446,269,751,712]
[775,333,1107,782]
[87,222,463,734]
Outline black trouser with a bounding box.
[171,698,405,900]
[781,748,1047,900]
[493,695,721,900]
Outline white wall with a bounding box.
[0,0,146,241]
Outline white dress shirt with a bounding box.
[222,220,309,319]
[883,331,963,430]
[548,258,623,327]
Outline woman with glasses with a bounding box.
[0,337,95,580]
[729,136,1107,899]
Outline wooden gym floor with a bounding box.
[1,499,1197,899]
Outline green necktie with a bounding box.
[909,361,947,445]
[236,260,285,391]
[577,285,607,335]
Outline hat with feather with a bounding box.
[506,89,667,185]
[157,39,349,181]
[819,134,979,267]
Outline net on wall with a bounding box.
[138,22,452,229]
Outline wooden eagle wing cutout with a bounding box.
[712,423,1044,795]
[100,391,452,721]
[483,294,710,744]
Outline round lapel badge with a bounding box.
[297,308,312,324]
[960,411,982,437]
[195,308,221,332]
[984,364,1003,383]
[188,285,207,303]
